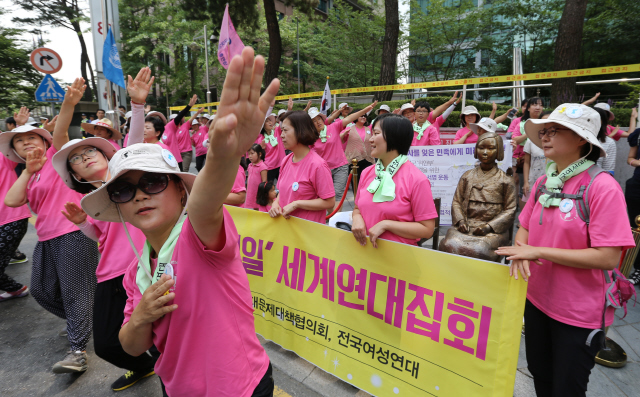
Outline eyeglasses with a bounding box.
[68,147,99,165]
[538,126,572,140]
[107,173,170,203]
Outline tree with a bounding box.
[12,0,98,102]
[550,0,588,106]
[180,0,260,32]
[375,0,399,101]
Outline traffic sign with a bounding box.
[35,75,66,103]
[30,47,63,74]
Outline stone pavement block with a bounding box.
[517,335,527,370]
[302,367,365,397]
[258,336,315,383]
[617,306,640,326]
[615,324,640,359]
[598,362,640,396]
[608,326,640,362]
[586,366,628,397]
[513,369,535,396]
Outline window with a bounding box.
[317,0,328,13]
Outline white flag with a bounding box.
[320,80,331,115]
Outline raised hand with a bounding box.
[61,202,87,225]
[14,107,30,126]
[363,100,378,114]
[492,102,497,111]
[632,108,638,120]
[127,67,155,104]
[188,94,198,107]
[42,115,59,132]
[411,99,416,106]
[287,97,294,111]
[25,147,47,174]
[452,91,459,104]
[64,77,87,106]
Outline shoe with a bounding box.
[52,350,88,373]
[59,327,68,337]
[0,286,29,302]
[629,269,640,285]
[10,250,27,264]
[111,369,155,391]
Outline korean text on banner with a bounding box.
[408,141,512,226]
[217,4,245,70]
[227,206,527,397]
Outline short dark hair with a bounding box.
[249,143,265,161]
[97,108,105,113]
[281,111,318,146]
[5,116,15,126]
[256,181,274,206]
[460,113,481,127]
[522,97,543,121]
[521,98,529,107]
[593,107,609,143]
[371,113,413,155]
[145,116,165,137]
[414,101,431,112]
[118,105,126,110]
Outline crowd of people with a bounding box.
[1,46,639,397]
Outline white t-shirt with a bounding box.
[523,140,547,189]
[596,136,617,172]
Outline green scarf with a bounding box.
[136,216,186,295]
[264,132,278,147]
[367,155,408,202]
[319,126,327,143]
[413,121,431,140]
[538,159,595,208]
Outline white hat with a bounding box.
[277,109,286,117]
[26,117,38,126]
[81,118,122,140]
[461,105,481,116]
[375,104,391,115]
[169,114,178,120]
[308,107,321,120]
[524,103,605,157]
[191,119,199,125]
[124,111,132,119]
[338,103,352,111]
[594,103,614,121]
[400,103,414,114]
[201,113,211,119]
[0,125,53,163]
[81,143,196,222]
[147,111,168,124]
[469,117,498,134]
[52,138,119,189]
[266,113,276,120]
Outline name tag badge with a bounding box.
[292,182,299,192]
[559,198,574,213]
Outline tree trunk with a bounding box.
[72,20,98,102]
[550,0,588,107]
[263,0,282,87]
[375,0,399,102]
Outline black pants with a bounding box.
[350,159,372,186]
[625,178,640,270]
[160,363,273,397]
[524,300,603,397]
[93,275,156,372]
[195,155,206,172]
[0,219,28,292]
[266,168,280,183]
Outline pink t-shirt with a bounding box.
[258,127,286,170]
[177,122,193,153]
[122,211,270,396]
[312,121,348,169]
[454,127,477,144]
[108,139,121,149]
[412,116,444,146]
[160,121,183,163]
[191,126,208,157]
[0,156,31,225]
[510,119,525,159]
[232,165,246,194]
[356,161,438,245]
[519,169,636,329]
[245,161,268,209]
[91,219,145,283]
[607,125,623,141]
[27,146,82,241]
[277,150,335,223]
[258,204,272,213]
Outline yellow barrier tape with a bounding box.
[170,63,640,111]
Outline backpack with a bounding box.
[534,165,637,347]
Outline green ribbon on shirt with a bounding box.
[413,121,431,140]
[264,133,278,147]
[538,159,594,208]
[136,216,186,295]
[319,126,327,143]
[367,155,408,202]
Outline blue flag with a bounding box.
[102,27,126,88]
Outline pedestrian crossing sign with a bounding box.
[35,74,66,103]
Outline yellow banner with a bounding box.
[170,63,640,110]
[227,206,528,397]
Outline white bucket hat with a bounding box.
[81,118,122,140]
[277,109,287,117]
[0,125,53,163]
[375,104,391,115]
[469,117,497,134]
[191,119,199,125]
[461,105,481,116]
[594,103,614,121]
[147,111,168,124]
[26,117,38,126]
[338,103,352,111]
[124,111,132,119]
[524,103,605,157]
[308,107,321,120]
[81,143,197,222]
[52,138,119,189]
[400,103,414,115]
[201,113,211,119]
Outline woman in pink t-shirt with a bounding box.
[81,48,277,396]
[257,112,286,182]
[412,99,457,146]
[351,113,438,248]
[2,80,100,374]
[497,104,635,396]
[453,105,481,144]
[81,118,122,149]
[341,114,374,181]
[224,164,246,207]
[582,94,630,141]
[269,110,335,223]
[256,181,276,213]
[244,144,268,210]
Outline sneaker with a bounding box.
[111,369,155,391]
[629,269,640,285]
[9,250,27,264]
[59,327,68,337]
[0,286,29,302]
[52,350,88,373]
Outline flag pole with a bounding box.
[103,0,114,113]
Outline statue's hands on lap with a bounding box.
[457,220,469,233]
[472,224,492,236]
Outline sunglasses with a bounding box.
[107,173,171,203]
[68,147,100,165]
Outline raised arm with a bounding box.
[53,78,86,150]
[630,108,637,135]
[431,91,459,118]
[13,107,30,127]
[325,108,341,125]
[189,47,279,251]
[494,108,515,125]
[581,92,600,106]
[126,67,155,146]
[489,102,497,120]
[341,101,377,128]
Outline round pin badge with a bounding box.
[292,182,299,192]
[559,198,574,213]
[161,149,179,168]
[164,263,174,278]
[566,107,583,119]
[162,134,168,140]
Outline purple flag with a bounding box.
[218,4,245,69]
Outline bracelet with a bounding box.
[131,100,145,105]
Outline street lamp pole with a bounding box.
[203,25,211,114]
